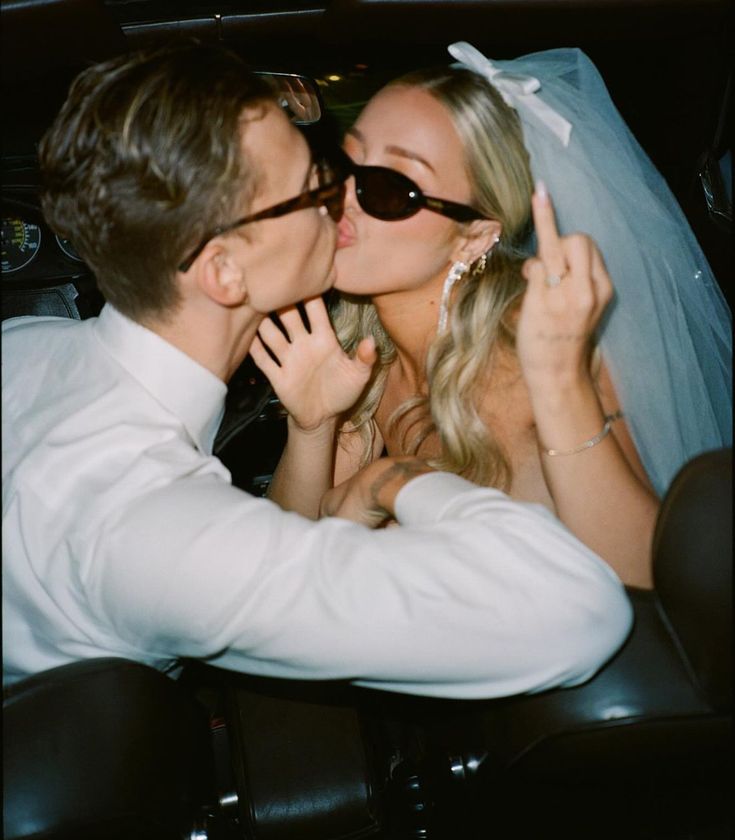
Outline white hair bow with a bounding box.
[448,42,572,147]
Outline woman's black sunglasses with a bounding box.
[178,153,347,273]
[178,144,488,273]
[330,146,489,223]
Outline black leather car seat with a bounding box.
[389,447,733,838]
[4,449,731,840]
[2,658,216,840]
[1,282,81,321]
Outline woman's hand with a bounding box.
[514,184,658,588]
[250,295,376,432]
[516,182,613,392]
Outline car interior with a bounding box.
[2,1,732,838]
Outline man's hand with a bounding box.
[321,456,435,527]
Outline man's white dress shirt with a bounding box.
[2,305,632,696]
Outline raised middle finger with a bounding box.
[532,182,566,280]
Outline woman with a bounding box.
[251,44,732,589]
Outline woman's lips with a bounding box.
[337,217,356,249]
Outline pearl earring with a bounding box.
[438,260,468,333]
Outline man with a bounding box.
[2,42,631,696]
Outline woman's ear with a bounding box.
[453,219,503,265]
[194,239,250,307]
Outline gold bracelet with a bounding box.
[543,410,624,457]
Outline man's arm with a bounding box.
[320,456,436,526]
[93,469,632,699]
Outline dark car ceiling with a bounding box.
[3,1,731,83]
[1,0,732,290]
[4,0,730,168]
[105,0,733,46]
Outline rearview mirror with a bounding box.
[255,71,322,125]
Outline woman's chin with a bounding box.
[334,256,372,295]
[334,277,370,295]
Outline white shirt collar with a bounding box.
[93,304,227,455]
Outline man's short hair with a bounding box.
[39,41,276,322]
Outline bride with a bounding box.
[251,44,732,589]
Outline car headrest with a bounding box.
[3,658,213,840]
[652,447,733,712]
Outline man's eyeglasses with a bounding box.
[177,144,488,272]
[178,153,347,273]
[333,147,489,223]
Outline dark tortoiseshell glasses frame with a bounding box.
[177,154,347,273]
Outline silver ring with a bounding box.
[545,273,562,288]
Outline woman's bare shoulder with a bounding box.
[334,422,385,486]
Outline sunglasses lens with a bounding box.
[356,168,420,220]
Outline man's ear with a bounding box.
[193,239,250,306]
[453,219,503,265]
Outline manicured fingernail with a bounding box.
[535,180,549,203]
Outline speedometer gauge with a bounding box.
[56,234,83,262]
[2,217,42,273]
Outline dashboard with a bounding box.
[2,216,77,275]
[2,163,103,320]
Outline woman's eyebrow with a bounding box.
[384,145,435,173]
[346,126,435,173]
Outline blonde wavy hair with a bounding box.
[331,66,535,490]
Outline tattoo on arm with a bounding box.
[368,460,432,513]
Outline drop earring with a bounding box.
[472,234,500,276]
[438,260,468,333]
